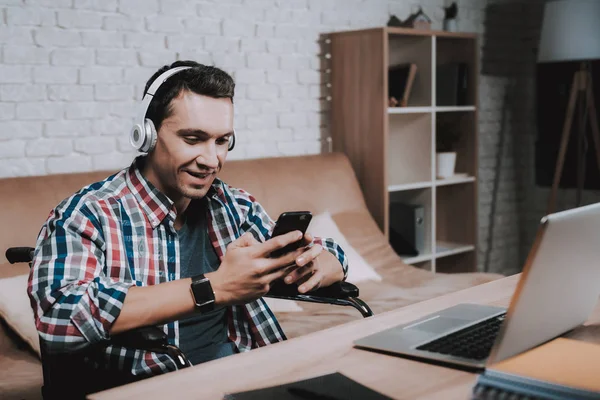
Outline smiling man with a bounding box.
[28,61,348,387]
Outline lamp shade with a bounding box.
[538,0,600,63]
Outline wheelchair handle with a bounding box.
[6,247,34,264]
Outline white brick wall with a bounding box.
[2,0,460,175]
[0,0,540,275]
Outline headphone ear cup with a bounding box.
[130,123,145,151]
[228,131,236,151]
[143,119,158,153]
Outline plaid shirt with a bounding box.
[28,157,348,377]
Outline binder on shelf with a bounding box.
[388,63,418,107]
[436,62,469,106]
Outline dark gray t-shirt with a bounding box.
[177,202,235,365]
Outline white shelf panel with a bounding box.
[435,106,476,112]
[435,241,475,259]
[388,106,433,114]
[401,252,433,265]
[388,106,475,114]
[435,176,476,187]
[388,181,433,192]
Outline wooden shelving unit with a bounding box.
[329,27,479,273]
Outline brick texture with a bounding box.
[0,0,549,275]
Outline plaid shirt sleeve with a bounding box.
[28,201,134,353]
[235,189,349,280]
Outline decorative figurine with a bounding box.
[387,7,432,31]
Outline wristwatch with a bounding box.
[190,274,215,313]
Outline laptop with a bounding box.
[354,202,600,371]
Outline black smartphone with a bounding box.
[269,211,313,258]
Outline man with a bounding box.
[28,61,348,381]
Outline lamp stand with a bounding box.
[546,62,600,215]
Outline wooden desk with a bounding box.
[89,275,600,400]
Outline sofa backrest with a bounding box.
[0,152,367,263]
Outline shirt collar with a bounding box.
[125,156,226,229]
[126,156,176,229]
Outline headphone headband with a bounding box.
[130,66,191,153]
[136,66,192,124]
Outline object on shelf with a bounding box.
[443,2,458,32]
[387,7,432,30]
[389,202,425,257]
[388,63,417,107]
[437,153,456,179]
[437,62,469,106]
[387,15,402,27]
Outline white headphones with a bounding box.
[130,66,235,153]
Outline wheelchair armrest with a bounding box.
[110,326,191,369]
[266,280,373,318]
[6,247,34,264]
[110,325,168,353]
[267,280,359,300]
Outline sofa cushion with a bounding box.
[218,153,367,220]
[0,171,111,264]
[308,211,382,283]
[0,318,42,400]
[0,273,40,358]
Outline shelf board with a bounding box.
[435,106,476,112]
[386,26,477,39]
[435,241,475,259]
[388,181,432,192]
[435,176,475,187]
[400,242,475,265]
[401,252,433,265]
[388,106,433,114]
[388,106,475,114]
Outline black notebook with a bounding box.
[224,372,393,400]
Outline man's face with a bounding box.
[148,90,234,202]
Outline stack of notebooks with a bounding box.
[472,338,600,400]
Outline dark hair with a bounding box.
[143,60,235,132]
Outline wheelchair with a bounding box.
[6,246,373,399]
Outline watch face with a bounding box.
[192,275,215,310]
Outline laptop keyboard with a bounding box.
[471,383,545,400]
[416,314,506,360]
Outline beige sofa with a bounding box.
[0,153,502,399]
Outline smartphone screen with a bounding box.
[269,211,312,258]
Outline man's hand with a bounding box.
[111,231,343,334]
[206,231,306,306]
[281,233,345,294]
